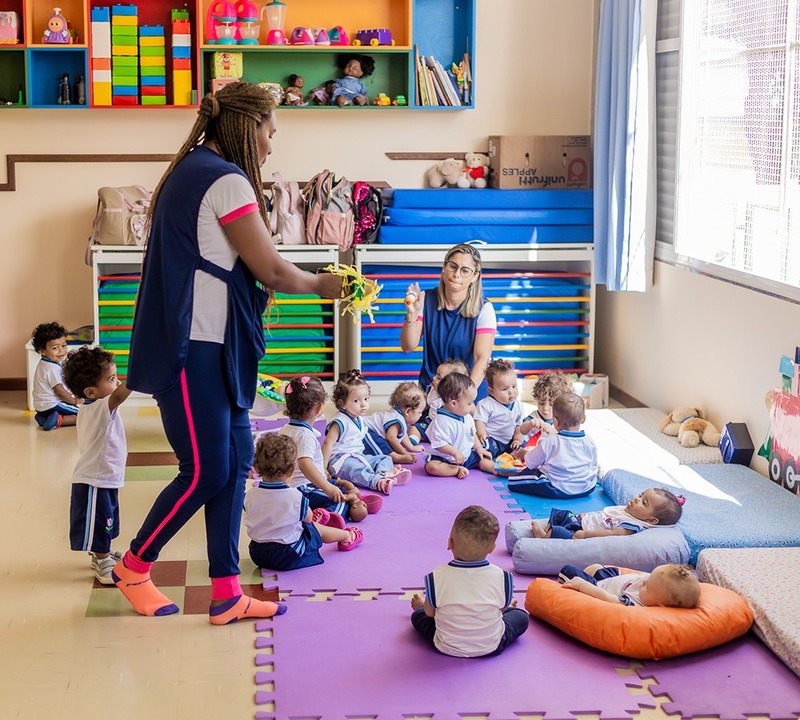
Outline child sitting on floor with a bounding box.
[559,563,701,608]
[409,358,469,445]
[410,505,529,657]
[425,372,494,479]
[245,433,364,571]
[62,346,132,584]
[475,359,529,461]
[364,381,427,464]
[507,391,597,499]
[322,369,410,495]
[522,372,575,445]
[278,375,374,521]
[531,487,685,539]
[31,321,82,430]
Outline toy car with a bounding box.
[352,28,394,46]
[373,92,391,106]
[392,95,406,106]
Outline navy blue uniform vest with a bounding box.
[127,146,267,409]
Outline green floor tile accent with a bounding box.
[85,585,184,618]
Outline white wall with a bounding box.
[0,0,595,378]
[595,260,800,476]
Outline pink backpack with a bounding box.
[269,172,306,245]
[301,169,355,250]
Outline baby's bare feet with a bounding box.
[530,521,548,538]
[456,466,469,479]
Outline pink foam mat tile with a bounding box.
[634,632,800,719]
[260,594,640,719]
[261,508,535,597]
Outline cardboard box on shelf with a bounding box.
[487,135,592,190]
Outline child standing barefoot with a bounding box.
[364,381,427,465]
[425,373,494,479]
[278,375,373,521]
[245,434,363,571]
[322,369,409,495]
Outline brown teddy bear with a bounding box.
[659,407,722,448]
[424,158,465,188]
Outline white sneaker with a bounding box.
[91,554,118,585]
[90,549,123,568]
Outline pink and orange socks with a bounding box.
[113,553,179,617]
[209,595,287,625]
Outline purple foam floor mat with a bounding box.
[635,631,800,718]
[255,594,640,720]
[263,507,531,596]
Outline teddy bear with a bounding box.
[424,157,465,188]
[457,151,490,188]
[659,407,722,448]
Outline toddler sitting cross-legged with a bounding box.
[531,487,685,539]
[245,433,364,572]
[558,563,701,608]
[364,381,427,465]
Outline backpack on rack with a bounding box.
[269,172,306,245]
[85,185,152,264]
[351,181,384,245]
[302,170,355,250]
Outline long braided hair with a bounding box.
[146,82,277,237]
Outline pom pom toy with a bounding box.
[322,263,382,323]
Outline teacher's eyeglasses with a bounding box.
[444,260,477,278]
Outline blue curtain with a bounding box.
[594,0,657,291]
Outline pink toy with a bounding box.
[205,0,237,45]
[328,25,348,46]
[260,0,286,44]
[0,11,20,44]
[235,0,259,44]
[289,26,314,45]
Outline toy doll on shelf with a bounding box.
[43,7,72,44]
[283,74,306,106]
[331,54,374,107]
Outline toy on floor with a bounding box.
[494,452,525,475]
[659,406,721,448]
[322,263,382,323]
[251,373,285,417]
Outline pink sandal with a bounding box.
[326,511,346,530]
[312,508,346,529]
[387,466,412,485]
[376,477,395,495]
[338,527,364,552]
[361,494,383,514]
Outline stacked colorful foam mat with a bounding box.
[360,264,590,382]
[380,188,593,245]
[97,278,335,380]
[250,419,800,720]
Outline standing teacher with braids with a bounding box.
[114,82,341,623]
[400,243,496,399]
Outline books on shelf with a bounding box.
[414,47,471,107]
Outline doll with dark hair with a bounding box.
[332,54,374,106]
[283,74,305,105]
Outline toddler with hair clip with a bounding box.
[278,374,379,522]
[322,369,411,495]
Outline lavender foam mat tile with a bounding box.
[635,631,800,719]
[256,594,641,720]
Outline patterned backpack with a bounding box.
[351,181,384,245]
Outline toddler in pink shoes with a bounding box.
[322,369,412,494]
[245,433,364,571]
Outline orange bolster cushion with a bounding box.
[525,575,753,660]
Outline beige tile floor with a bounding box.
[0,389,767,720]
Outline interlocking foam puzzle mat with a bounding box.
[250,417,800,719]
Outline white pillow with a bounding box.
[505,519,691,575]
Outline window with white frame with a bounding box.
[658,0,800,293]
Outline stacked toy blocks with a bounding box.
[139,24,166,105]
[111,4,139,106]
[90,7,112,105]
[171,9,193,106]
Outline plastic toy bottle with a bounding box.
[260,0,286,45]
[74,74,85,104]
[57,73,70,104]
